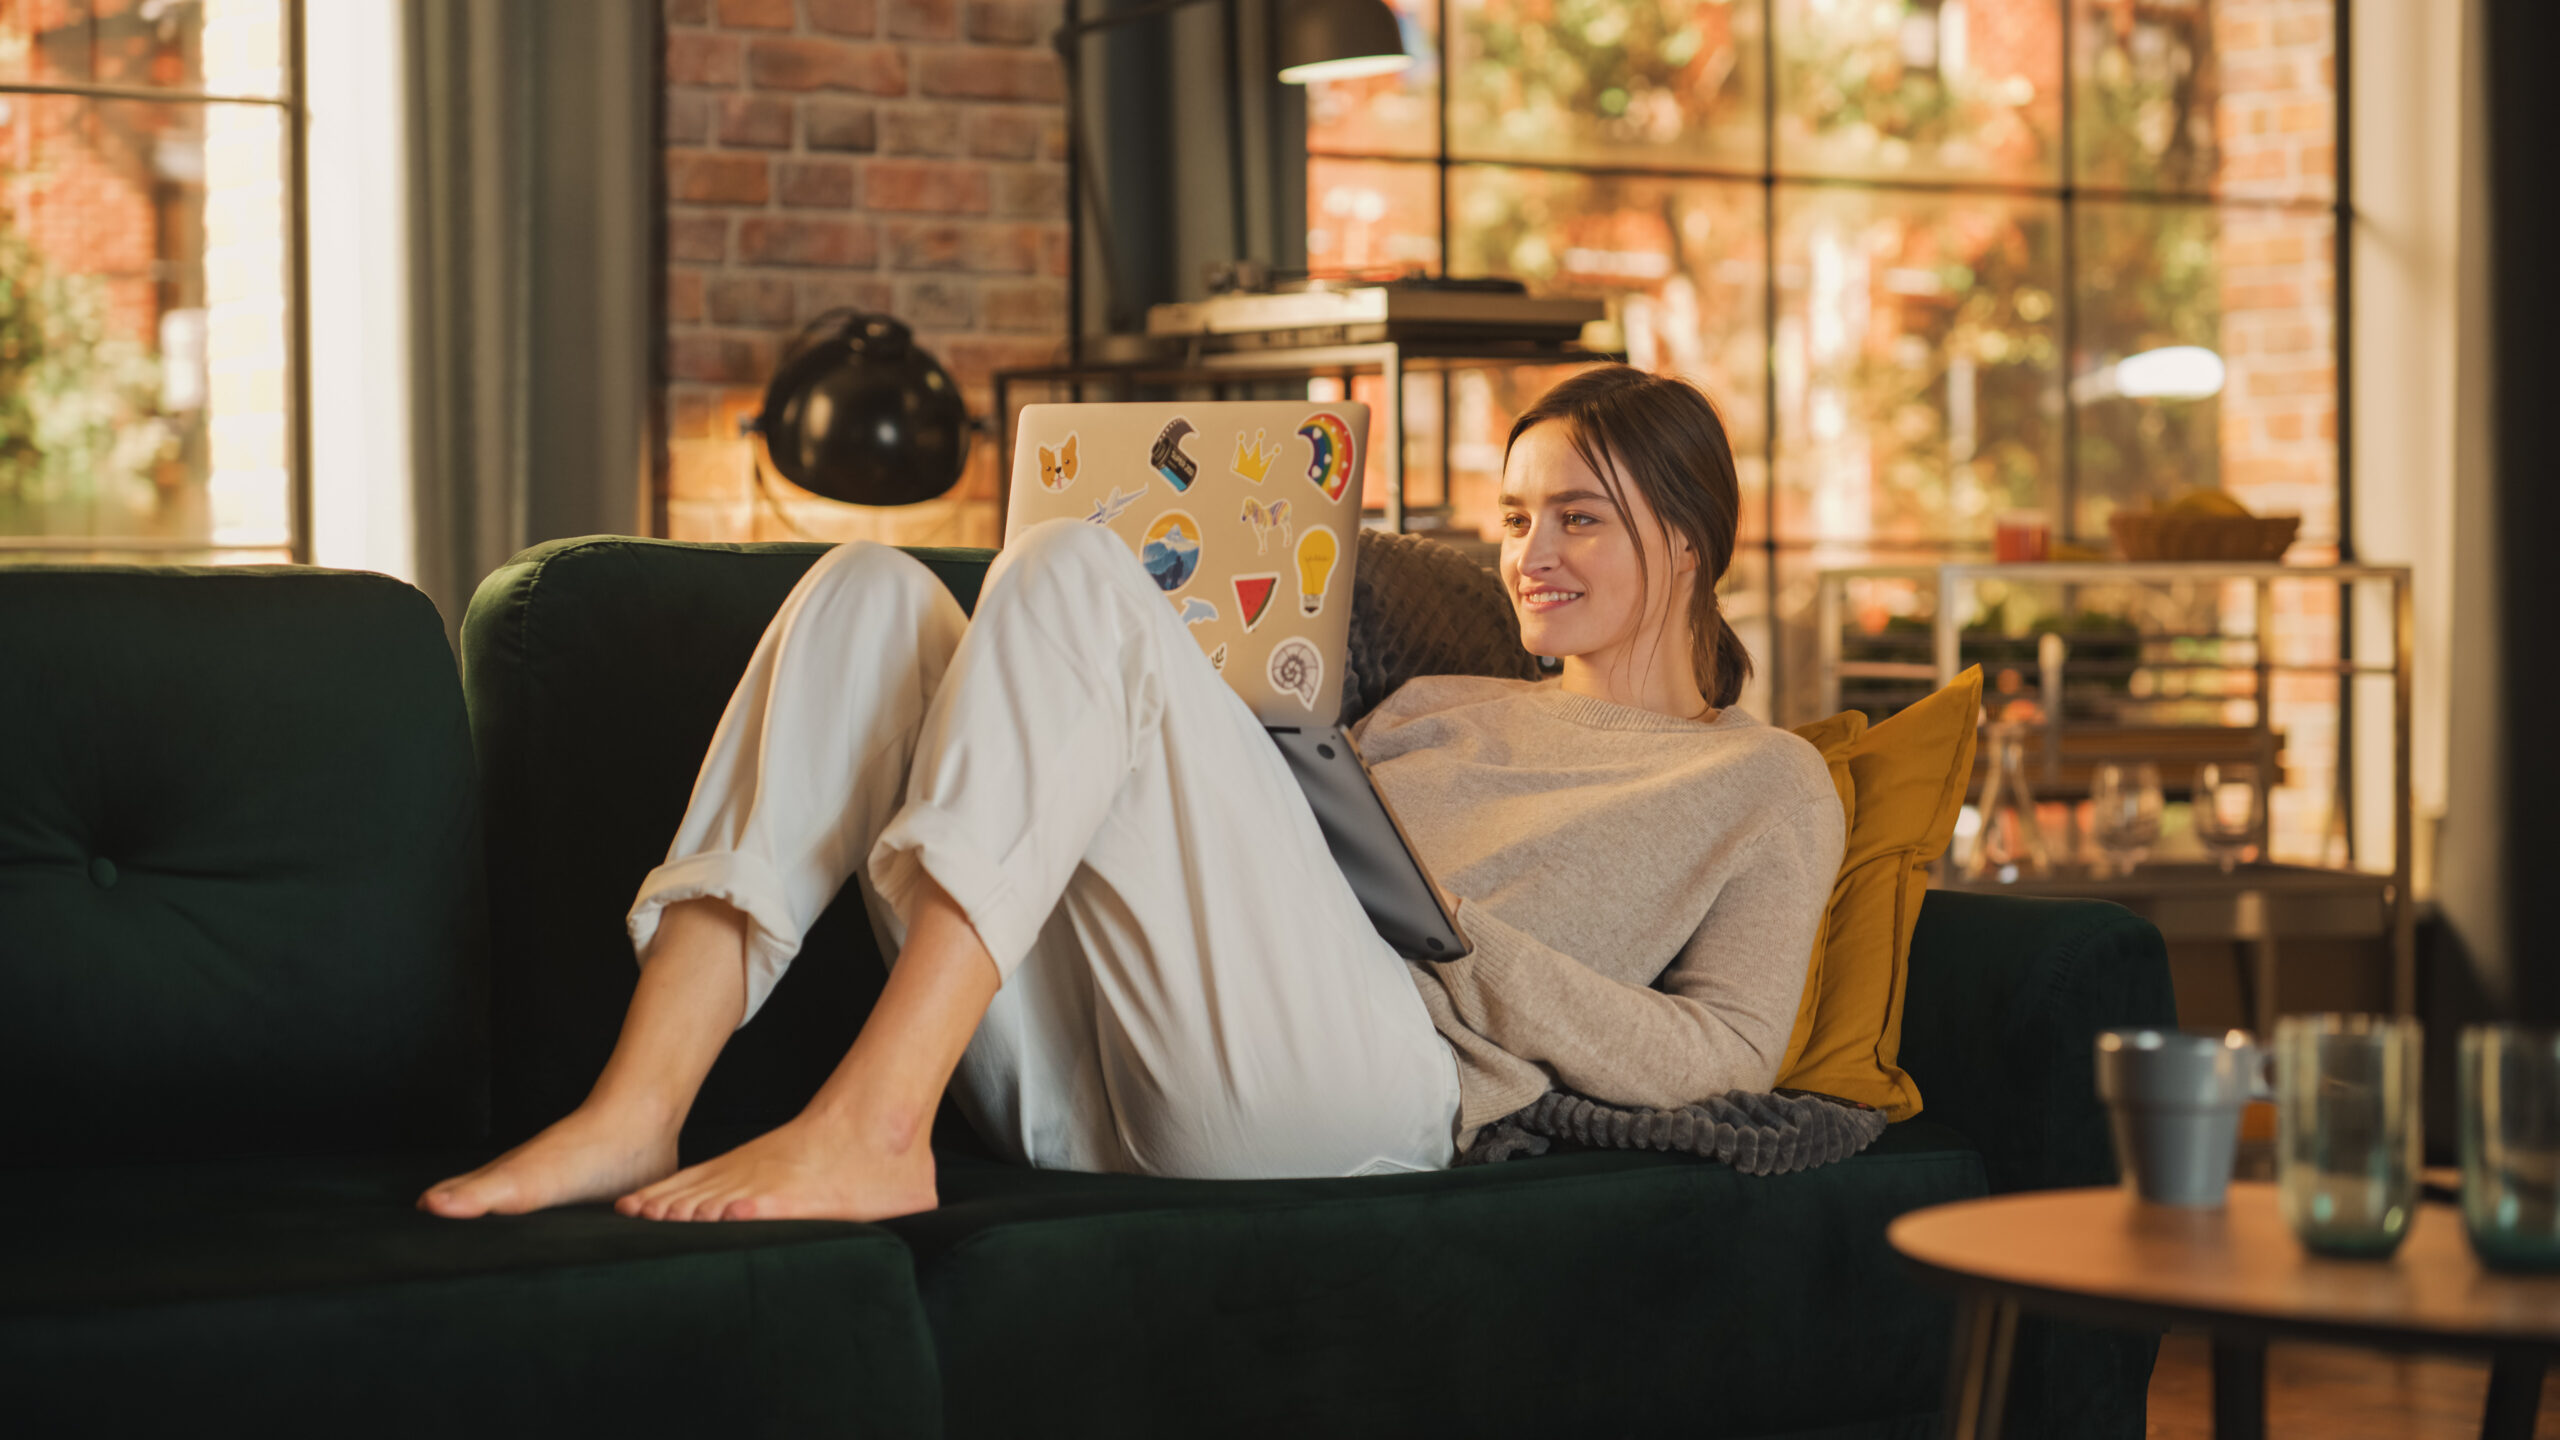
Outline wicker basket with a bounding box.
[2107,512,2300,562]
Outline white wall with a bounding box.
[305,0,414,582]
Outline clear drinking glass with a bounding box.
[2460,1025,2560,1273]
[2090,762,2164,876]
[2274,1015,2421,1257]
[2193,762,2262,874]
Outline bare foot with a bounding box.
[614,1112,937,1223]
[418,1105,680,1218]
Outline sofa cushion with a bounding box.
[0,1152,939,1438]
[890,1122,1985,1440]
[0,565,487,1163]
[460,536,991,1157]
[1776,669,1985,1121]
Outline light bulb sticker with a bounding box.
[1297,411,1356,503]
[1175,596,1218,627]
[1140,510,1203,593]
[1240,495,1293,554]
[1233,572,1279,632]
[1231,428,1279,483]
[1294,525,1340,617]
[1037,432,1079,492]
[1150,416,1201,492]
[1269,637,1323,711]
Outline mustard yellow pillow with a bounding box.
[1774,667,1983,1120]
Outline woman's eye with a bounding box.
[1499,514,1528,532]
[1563,512,1597,528]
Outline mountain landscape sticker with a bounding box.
[1140,510,1203,593]
[1232,572,1279,632]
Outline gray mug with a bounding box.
[2095,1028,2273,1207]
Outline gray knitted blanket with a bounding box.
[1455,1088,1889,1175]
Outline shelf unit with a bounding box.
[1815,560,2416,1023]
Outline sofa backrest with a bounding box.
[0,565,488,1164]
[461,537,989,1152]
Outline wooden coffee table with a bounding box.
[1888,1183,2560,1440]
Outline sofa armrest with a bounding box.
[1897,889,2176,1195]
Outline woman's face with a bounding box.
[1497,420,1694,679]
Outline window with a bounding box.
[1303,0,2342,733]
[0,0,303,563]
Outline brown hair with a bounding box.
[1504,364,1753,709]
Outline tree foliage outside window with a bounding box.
[1306,0,2339,728]
[0,220,167,515]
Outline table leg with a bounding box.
[2479,1357,2546,1440]
[1940,1293,2018,1440]
[2211,1336,2267,1440]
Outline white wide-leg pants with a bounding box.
[625,519,1461,1179]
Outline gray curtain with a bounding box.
[404,0,655,644]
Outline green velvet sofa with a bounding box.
[2,539,2175,1438]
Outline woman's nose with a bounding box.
[1516,522,1561,574]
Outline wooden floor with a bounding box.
[2147,1333,2560,1439]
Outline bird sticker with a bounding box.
[1176,596,1218,627]
[1297,411,1356,504]
[1084,485,1143,525]
[1037,433,1079,492]
[1150,416,1201,492]
[1232,572,1279,632]
[1231,428,1279,484]
[1239,496,1293,554]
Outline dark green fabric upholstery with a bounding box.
[0,541,2172,1439]
[0,1153,939,1438]
[894,1123,1983,1440]
[1898,890,2180,1440]
[459,536,988,1159]
[0,565,486,1162]
[463,536,2173,1439]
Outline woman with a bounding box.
[419,364,1843,1224]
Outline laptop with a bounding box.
[1004,400,1469,961]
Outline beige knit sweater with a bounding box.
[1352,676,1847,1148]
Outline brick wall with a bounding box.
[658,0,1070,546]
[2214,0,2341,862]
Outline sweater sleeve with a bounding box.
[1426,787,1844,1110]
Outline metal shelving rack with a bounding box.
[1816,559,2416,1029]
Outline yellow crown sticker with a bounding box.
[1230,428,1280,484]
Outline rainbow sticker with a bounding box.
[1297,412,1356,504]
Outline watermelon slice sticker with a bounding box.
[1233,572,1279,632]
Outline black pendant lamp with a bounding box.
[754,310,972,507]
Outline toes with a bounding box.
[418,1175,495,1219]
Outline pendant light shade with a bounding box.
[1276,0,1412,84]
